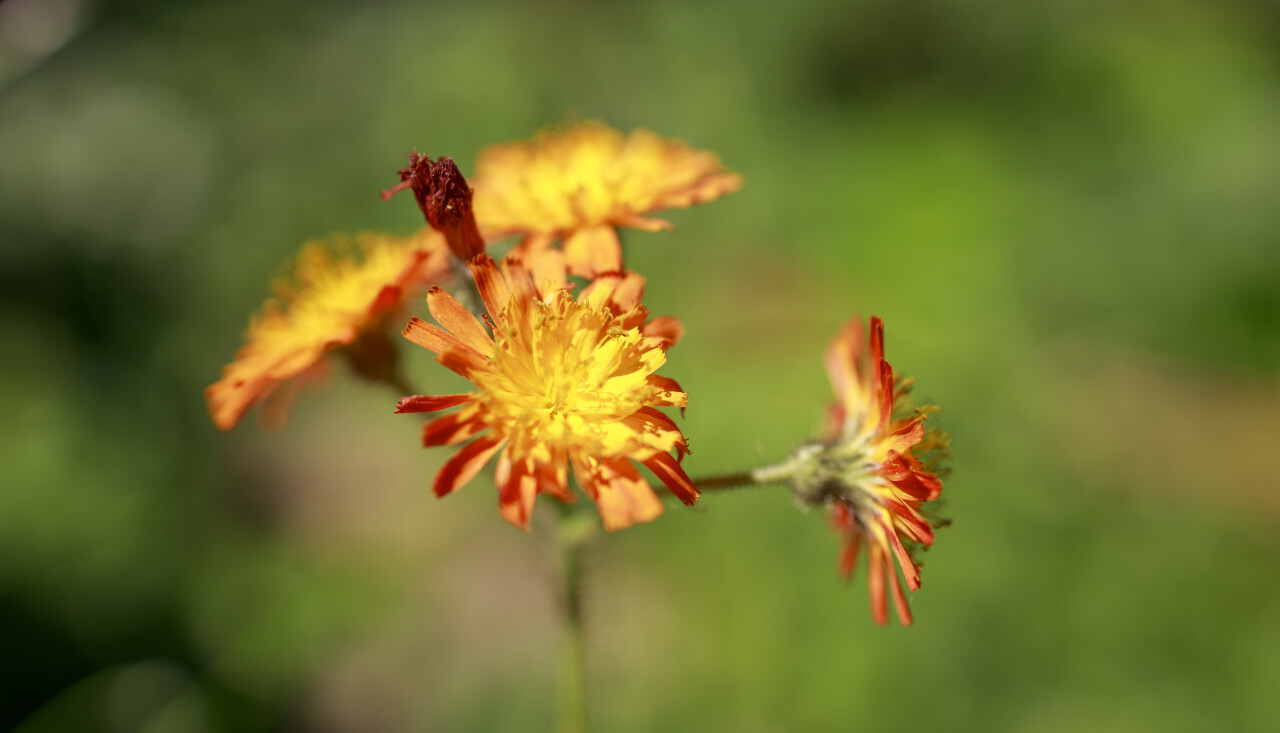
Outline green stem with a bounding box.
[555,509,591,733]
[689,459,797,493]
[690,471,758,491]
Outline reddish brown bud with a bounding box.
[383,152,485,261]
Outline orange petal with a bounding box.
[878,452,934,502]
[887,528,921,592]
[436,348,488,378]
[577,457,663,532]
[880,419,926,459]
[538,460,572,502]
[887,553,914,626]
[645,375,687,416]
[867,545,889,626]
[611,213,673,232]
[825,318,866,422]
[206,374,271,431]
[627,407,689,459]
[888,499,936,546]
[499,257,537,305]
[421,410,487,446]
[402,318,487,375]
[650,170,744,211]
[496,452,540,530]
[876,358,894,429]
[433,434,505,498]
[642,452,698,506]
[427,286,494,357]
[563,225,621,278]
[869,316,885,364]
[521,248,569,298]
[395,394,473,414]
[468,255,513,324]
[838,533,861,581]
[641,316,684,350]
[366,284,404,321]
[607,271,646,311]
[578,271,645,313]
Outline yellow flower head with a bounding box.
[397,254,696,531]
[207,229,450,430]
[472,121,743,277]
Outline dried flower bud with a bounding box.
[384,152,485,261]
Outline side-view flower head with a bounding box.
[396,254,697,531]
[206,229,449,430]
[758,316,949,625]
[471,120,743,277]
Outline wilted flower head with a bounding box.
[384,153,486,262]
[397,254,696,530]
[761,317,948,625]
[206,229,449,430]
[471,121,743,277]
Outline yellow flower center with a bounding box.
[472,291,665,462]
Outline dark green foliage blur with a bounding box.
[2,0,1278,730]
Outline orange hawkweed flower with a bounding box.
[396,254,696,531]
[824,317,948,625]
[207,229,450,431]
[762,317,947,626]
[471,121,742,277]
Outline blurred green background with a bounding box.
[3,0,1279,730]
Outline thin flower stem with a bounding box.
[690,471,759,492]
[689,460,796,493]
[555,508,592,733]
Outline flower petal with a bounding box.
[468,255,512,324]
[641,316,684,350]
[422,409,487,446]
[576,457,663,532]
[887,552,914,626]
[495,451,540,530]
[867,545,889,626]
[642,451,699,506]
[563,225,622,278]
[838,534,861,581]
[402,317,488,375]
[887,528,921,592]
[395,394,473,414]
[427,286,494,357]
[499,256,538,305]
[433,434,505,498]
[645,375,688,415]
[521,248,569,298]
[611,213,673,232]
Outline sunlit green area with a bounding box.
[3,0,1279,730]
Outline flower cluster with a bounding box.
[208,120,950,625]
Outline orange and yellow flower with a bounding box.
[762,317,947,625]
[396,254,696,531]
[824,317,948,625]
[207,229,450,430]
[471,121,743,277]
